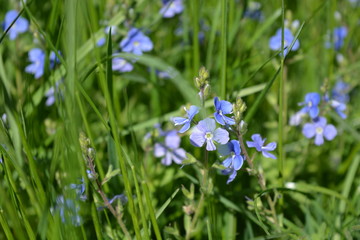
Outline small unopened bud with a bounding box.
[87,148,96,160]
[239,120,248,134]
[199,66,209,80]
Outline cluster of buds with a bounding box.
[233,97,248,134]
[194,66,210,103]
[79,132,97,180]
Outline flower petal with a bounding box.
[190,130,205,147]
[213,128,229,144]
[262,151,277,159]
[165,130,180,149]
[154,143,166,157]
[233,155,244,170]
[179,122,191,133]
[222,157,232,168]
[314,134,324,146]
[187,105,199,119]
[262,142,277,151]
[302,123,316,139]
[172,148,186,164]
[219,100,233,114]
[214,112,225,125]
[173,117,188,126]
[206,139,216,151]
[324,124,337,141]
[217,143,231,157]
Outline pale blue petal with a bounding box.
[262,142,277,151]
[262,151,277,159]
[214,112,225,125]
[190,130,205,147]
[213,128,229,144]
[165,130,180,149]
[217,143,231,157]
[222,157,232,168]
[314,134,324,146]
[206,139,216,151]
[302,123,316,139]
[172,148,186,164]
[179,122,190,133]
[173,117,188,125]
[220,100,233,114]
[324,124,337,141]
[154,143,166,157]
[233,155,244,170]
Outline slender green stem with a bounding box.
[191,0,200,77]
[278,0,285,188]
[220,0,228,99]
[142,181,163,240]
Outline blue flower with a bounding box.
[269,28,300,56]
[332,80,350,103]
[333,26,347,50]
[214,97,235,125]
[154,130,187,165]
[120,28,153,55]
[70,178,87,201]
[25,49,60,78]
[244,2,264,21]
[25,48,45,79]
[218,140,244,171]
[289,111,306,126]
[299,92,321,119]
[172,105,199,133]
[302,117,337,145]
[221,168,238,184]
[160,0,184,18]
[52,196,82,226]
[190,118,229,151]
[97,26,117,47]
[112,57,134,72]
[246,134,277,159]
[3,10,29,40]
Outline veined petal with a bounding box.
[262,142,277,151]
[173,117,188,126]
[213,128,229,144]
[198,118,216,132]
[206,139,216,151]
[179,122,191,133]
[222,115,235,125]
[219,100,233,114]
[231,140,241,156]
[262,151,277,159]
[222,157,232,168]
[187,105,199,119]
[190,130,205,147]
[233,155,244,170]
[214,112,225,125]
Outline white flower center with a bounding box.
[308,101,313,107]
[205,132,213,140]
[133,41,140,46]
[316,127,323,134]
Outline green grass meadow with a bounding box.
[1,0,360,239]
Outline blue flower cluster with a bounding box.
[3,10,29,40]
[290,80,350,145]
[98,26,153,73]
[160,0,184,18]
[145,68,279,184]
[164,95,277,184]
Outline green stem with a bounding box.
[191,0,200,77]
[220,0,228,99]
